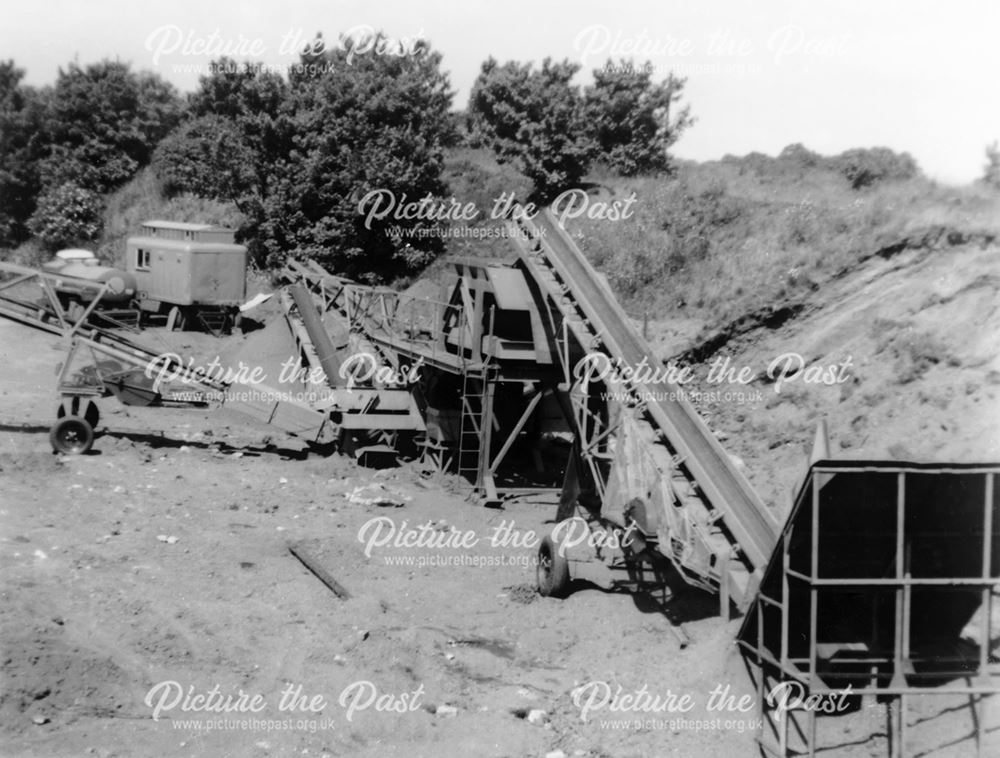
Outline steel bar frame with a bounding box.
[739,464,1000,757]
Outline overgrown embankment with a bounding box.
[564,151,1000,332]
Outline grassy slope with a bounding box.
[1,169,243,269]
[563,157,1000,331]
[97,169,243,267]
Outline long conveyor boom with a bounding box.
[518,210,779,570]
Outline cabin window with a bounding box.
[136,248,151,270]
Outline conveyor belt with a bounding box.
[517,210,779,570]
[0,271,229,395]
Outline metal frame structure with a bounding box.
[0,261,426,453]
[282,213,779,609]
[282,256,577,503]
[505,210,782,610]
[0,261,229,399]
[737,461,1000,757]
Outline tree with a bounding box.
[152,60,291,225]
[468,57,595,200]
[188,59,291,222]
[983,141,1000,190]
[152,59,295,267]
[270,31,456,279]
[152,34,456,281]
[584,61,693,176]
[39,61,182,194]
[0,61,45,246]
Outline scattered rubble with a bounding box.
[345,483,412,507]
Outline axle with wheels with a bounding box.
[535,513,671,597]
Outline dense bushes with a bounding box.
[5,43,698,279]
[27,182,104,250]
[6,37,972,300]
[152,115,254,200]
[562,149,1000,327]
[833,147,920,189]
[724,144,920,190]
[983,141,1000,190]
[151,36,456,281]
[0,61,44,247]
[0,58,182,253]
[39,63,181,193]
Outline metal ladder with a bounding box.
[457,362,499,503]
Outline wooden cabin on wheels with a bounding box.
[125,220,248,334]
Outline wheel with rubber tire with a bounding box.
[537,535,570,598]
[50,416,94,455]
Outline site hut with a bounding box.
[125,220,248,334]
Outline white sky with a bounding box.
[2,0,998,184]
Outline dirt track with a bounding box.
[1,239,999,757]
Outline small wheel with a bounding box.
[50,416,94,455]
[537,535,570,598]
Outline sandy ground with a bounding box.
[1,239,999,757]
[665,242,1000,509]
